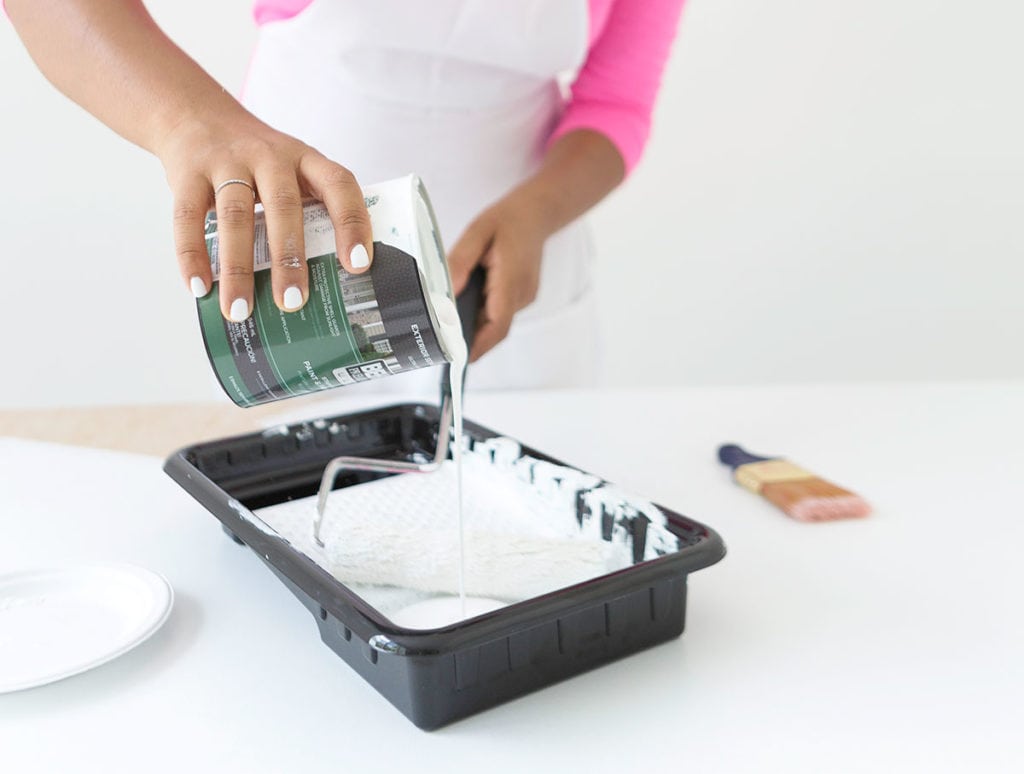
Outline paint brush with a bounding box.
[717,444,871,522]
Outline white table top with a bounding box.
[2,382,1022,773]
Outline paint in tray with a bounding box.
[254,435,683,628]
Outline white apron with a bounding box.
[242,0,601,398]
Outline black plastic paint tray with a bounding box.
[163,403,726,729]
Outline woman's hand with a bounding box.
[8,0,372,323]
[447,190,551,361]
[446,130,625,361]
[157,110,373,321]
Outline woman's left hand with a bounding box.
[447,191,550,361]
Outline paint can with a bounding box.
[197,175,463,407]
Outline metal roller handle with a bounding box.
[312,265,484,547]
[313,391,454,547]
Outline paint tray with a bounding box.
[163,403,725,729]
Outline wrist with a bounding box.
[503,180,565,239]
[148,91,253,160]
[507,129,624,237]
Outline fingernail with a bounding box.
[190,276,209,298]
[283,286,303,310]
[350,243,369,269]
[229,298,249,322]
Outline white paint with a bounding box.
[429,291,469,612]
[227,498,281,540]
[257,436,650,605]
[476,436,523,469]
[260,424,290,437]
[388,595,506,630]
[577,484,681,561]
[263,465,613,602]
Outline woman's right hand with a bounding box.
[8,1,372,321]
[156,109,374,321]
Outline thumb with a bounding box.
[446,214,494,295]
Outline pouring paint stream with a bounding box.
[431,293,468,615]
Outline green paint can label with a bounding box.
[197,175,459,407]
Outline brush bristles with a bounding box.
[760,477,871,522]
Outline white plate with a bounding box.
[0,564,173,693]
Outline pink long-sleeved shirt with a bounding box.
[252,0,685,173]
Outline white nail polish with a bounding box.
[350,243,370,269]
[283,286,303,310]
[190,276,208,298]
[229,298,249,322]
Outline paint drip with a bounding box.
[431,292,469,616]
[381,292,481,628]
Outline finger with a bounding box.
[172,176,214,299]
[213,174,258,321]
[447,213,493,295]
[469,259,515,361]
[256,163,307,311]
[299,152,373,274]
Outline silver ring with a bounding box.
[214,178,257,198]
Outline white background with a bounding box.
[1,0,1021,407]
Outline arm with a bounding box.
[6,0,373,320]
[550,0,687,174]
[448,0,686,360]
[448,129,624,360]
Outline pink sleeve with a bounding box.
[252,0,313,25]
[551,0,687,174]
